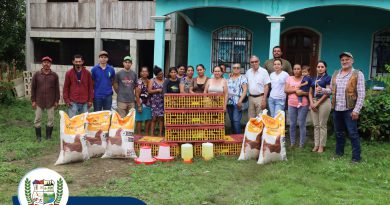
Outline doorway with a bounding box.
[281,28,320,76]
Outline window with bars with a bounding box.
[371,29,390,77]
[211,26,252,74]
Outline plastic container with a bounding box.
[155,143,174,162]
[134,146,156,165]
[202,142,214,160]
[181,143,193,164]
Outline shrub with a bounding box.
[0,81,15,104]
[359,65,390,141]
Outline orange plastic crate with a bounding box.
[134,136,180,157]
[164,93,224,110]
[165,110,225,126]
[165,126,225,142]
[194,134,243,156]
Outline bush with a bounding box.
[359,91,390,141]
[0,81,15,104]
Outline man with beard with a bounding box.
[31,56,60,142]
[263,46,292,75]
[63,54,94,117]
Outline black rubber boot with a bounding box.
[35,127,42,142]
[46,126,53,140]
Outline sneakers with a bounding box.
[312,146,319,152]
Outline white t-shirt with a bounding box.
[269,71,289,100]
[245,67,271,95]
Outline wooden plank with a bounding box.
[122,2,136,29]
[30,3,47,28]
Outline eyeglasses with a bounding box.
[250,61,259,63]
[232,67,240,69]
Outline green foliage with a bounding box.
[0,81,15,104]
[359,89,390,141]
[375,65,390,90]
[0,0,26,68]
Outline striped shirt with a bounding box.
[325,68,365,113]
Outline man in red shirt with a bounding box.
[31,56,60,142]
[63,54,94,118]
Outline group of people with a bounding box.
[31,46,365,163]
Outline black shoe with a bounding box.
[35,127,42,142]
[46,126,53,140]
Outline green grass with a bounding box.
[1,99,390,204]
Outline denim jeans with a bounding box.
[288,105,309,147]
[333,109,361,161]
[227,104,242,134]
[68,102,88,118]
[268,97,286,117]
[93,95,113,111]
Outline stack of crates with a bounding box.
[23,71,33,98]
[164,93,225,143]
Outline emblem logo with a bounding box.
[18,168,69,205]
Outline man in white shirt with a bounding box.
[245,55,271,118]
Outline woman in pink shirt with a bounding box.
[285,64,310,148]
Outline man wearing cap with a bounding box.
[63,54,94,118]
[320,52,365,163]
[113,56,138,117]
[31,56,60,142]
[263,46,292,75]
[91,51,116,111]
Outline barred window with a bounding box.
[371,29,390,77]
[212,26,252,74]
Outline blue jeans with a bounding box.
[93,95,112,111]
[68,102,88,118]
[333,109,361,161]
[227,104,242,134]
[288,105,309,147]
[268,97,285,117]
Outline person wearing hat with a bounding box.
[31,56,60,142]
[91,51,116,111]
[113,55,138,117]
[63,54,94,118]
[320,52,365,163]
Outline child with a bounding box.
[297,65,312,108]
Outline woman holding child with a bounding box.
[285,64,310,148]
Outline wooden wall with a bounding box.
[30,1,171,29]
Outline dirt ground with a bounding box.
[10,150,134,194]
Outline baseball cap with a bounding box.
[123,56,133,62]
[98,51,109,57]
[41,56,52,62]
[339,52,353,59]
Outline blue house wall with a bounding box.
[154,0,390,78]
[187,8,269,76]
[282,6,390,77]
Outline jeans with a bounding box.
[268,97,285,117]
[94,95,112,111]
[227,104,243,134]
[333,109,361,161]
[68,102,88,118]
[288,105,309,147]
